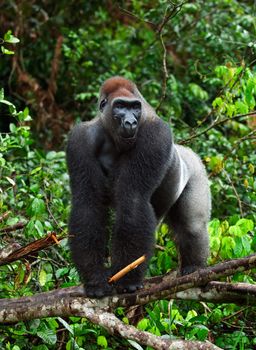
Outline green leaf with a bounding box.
[46,318,58,330]
[221,237,235,258]
[6,176,16,187]
[57,317,74,335]
[35,220,44,236]
[160,223,168,235]
[39,269,47,286]
[46,151,57,160]
[30,198,46,217]
[9,123,17,132]
[1,46,14,55]
[241,235,252,255]
[186,309,198,322]
[37,329,57,345]
[235,101,249,114]
[23,106,29,117]
[236,218,254,232]
[188,83,208,100]
[212,97,223,109]
[233,237,243,256]
[137,318,149,331]
[229,225,243,237]
[4,30,20,43]
[97,335,108,348]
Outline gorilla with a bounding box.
[67,77,211,298]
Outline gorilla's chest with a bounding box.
[97,137,119,178]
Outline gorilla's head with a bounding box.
[98,77,146,149]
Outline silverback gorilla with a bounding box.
[67,77,211,298]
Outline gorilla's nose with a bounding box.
[123,116,138,137]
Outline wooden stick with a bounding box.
[108,255,146,284]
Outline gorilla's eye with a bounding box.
[100,99,108,111]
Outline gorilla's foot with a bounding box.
[84,281,113,298]
[84,270,114,298]
[115,282,143,294]
[181,264,205,276]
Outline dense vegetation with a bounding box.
[0,1,255,349]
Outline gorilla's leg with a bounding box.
[111,193,157,292]
[69,202,113,297]
[166,176,210,275]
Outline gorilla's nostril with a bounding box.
[124,121,131,128]
[132,121,137,129]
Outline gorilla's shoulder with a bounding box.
[68,118,103,146]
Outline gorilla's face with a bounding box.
[99,77,144,149]
[111,98,141,139]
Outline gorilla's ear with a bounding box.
[100,98,108,112]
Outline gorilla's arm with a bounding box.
[111,119,173,290]
[66,121,112,297]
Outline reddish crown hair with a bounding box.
[101,77,135,99]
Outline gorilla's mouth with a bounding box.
[121,134,136,140]
[120,128,137,140]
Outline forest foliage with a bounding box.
[0,1,256,349]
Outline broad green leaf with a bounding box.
[137,318,149,331]
[9,123,17,132]
[37,329,57,345]
[222,236,235,258]
[236,219,254,234]
[97,335,108,348]
[30,198,46,217]
[186,309,198,321]
[235,101,249,114]
[4,30,20,43]
[229,225,243,237]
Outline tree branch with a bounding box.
[0,295,221,349]
[180,111,256,144]
[135,254,256,304]
[71,303,222,350]
[2,255,256,350]
[1,254,255,314]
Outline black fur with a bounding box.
[67,77,211,298]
